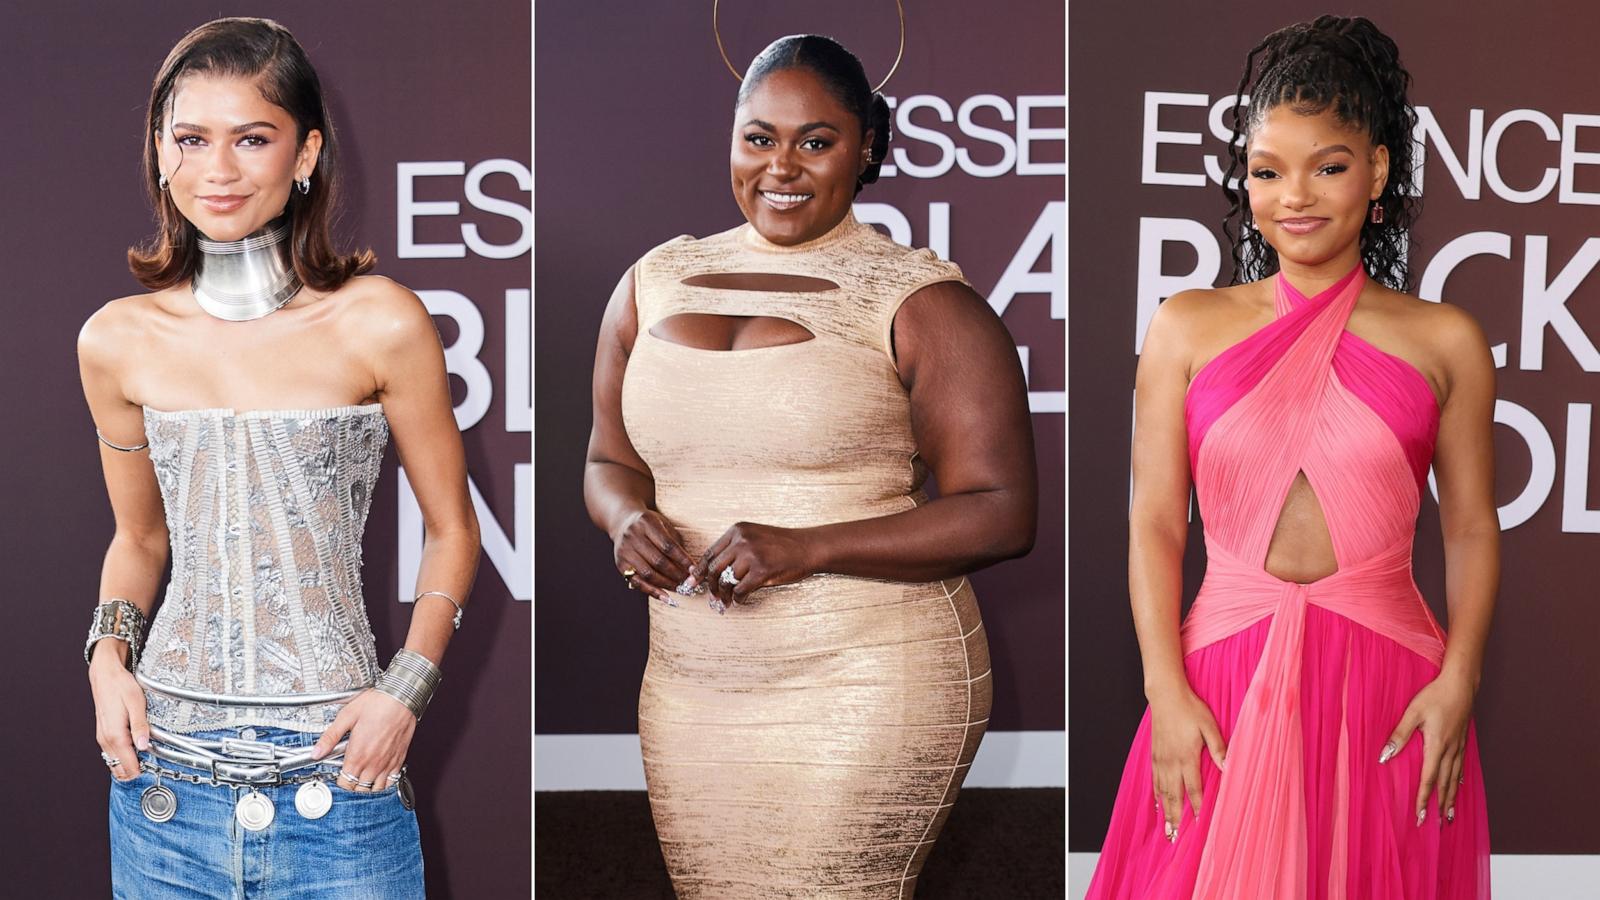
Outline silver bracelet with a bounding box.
[414,590,464,630]
[373,649,443,720]
[85,599,148,671]
[96,429,150,452]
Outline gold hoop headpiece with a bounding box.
[713,0,905,93]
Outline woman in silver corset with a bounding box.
[77,18,480,897]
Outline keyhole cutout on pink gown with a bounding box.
[649,313,816,351]
[1263,470,1339,584]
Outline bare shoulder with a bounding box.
[329,275,436,346]
[894,279,1014,372]
[78,291,173,368]
[899,278,996,326]
[1146,283,1262,367]
[1370,284,1489,357]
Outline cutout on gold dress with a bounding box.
[648,312,816,352]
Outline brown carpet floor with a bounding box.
[535,787,1064,898]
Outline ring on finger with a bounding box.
[101,751,121,768]
[719,565,738,587]
[338,770,375,790]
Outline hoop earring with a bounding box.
[157,174,169,192]
[297,176,311,195]
[1369,201,1384,224]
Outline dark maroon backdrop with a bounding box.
[535,1,1064,739]
[1070,1,1600,856]
[0,2,529,896]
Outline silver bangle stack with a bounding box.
[84,599,147,671]
[373,649,443,720]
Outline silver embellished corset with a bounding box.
[136,405,390,733]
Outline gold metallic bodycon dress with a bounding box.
[621,213,991,899]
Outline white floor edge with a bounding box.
[535,730,1065,790]
[1066,851,1600,898]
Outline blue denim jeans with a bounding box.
[109,726,423,899]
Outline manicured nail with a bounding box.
[1170,824,1179,843]
[1163,822,1173,841]
[135,736,150,751]
[1379,742,1397,764]
[1416,809,1425,827]
[1446,806,1455,823]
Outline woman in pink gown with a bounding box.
[1088,16,1495,898]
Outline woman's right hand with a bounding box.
[612,509,695,603]
[1147,684,1227,842]
[88,641,150,782]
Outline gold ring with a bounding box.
[713,0,905,93]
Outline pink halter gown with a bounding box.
[1088,267,1491,899]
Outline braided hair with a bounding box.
[738,35,892,195]
[1221,16,1418,290]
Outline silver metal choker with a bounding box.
[192,221,302,321]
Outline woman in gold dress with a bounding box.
[583,34,1037,898]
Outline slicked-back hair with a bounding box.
[738,34,893,196]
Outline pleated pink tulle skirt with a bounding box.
[1089,606,1490,899]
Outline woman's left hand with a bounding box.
[1381,671,1475,825]
[698,522,817,606]
[312,689,418,792]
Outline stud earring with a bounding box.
[1369,201,1384,224]
[297,176,311,195]
[157,174,169,192]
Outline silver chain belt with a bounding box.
[128,685,415,829]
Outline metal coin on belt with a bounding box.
[396,773,416,811]
[140,783,178,823]
[235,789,275,831]
[294,779,333,820]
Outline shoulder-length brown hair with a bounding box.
[129,17,375,291]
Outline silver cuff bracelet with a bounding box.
[85,599,147,671]
[373,649,442,720]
